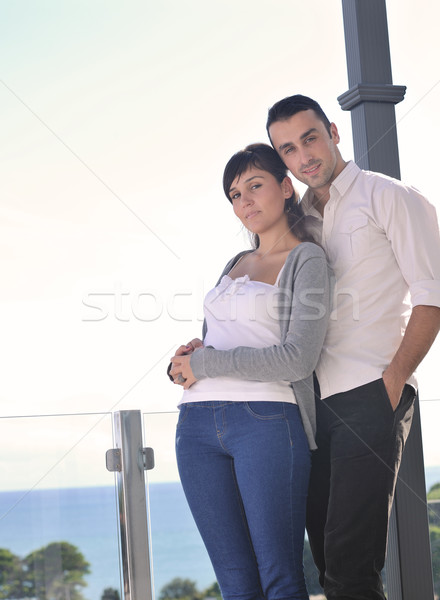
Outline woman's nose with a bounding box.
[240,192,253,206]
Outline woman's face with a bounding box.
[228,167,293,236]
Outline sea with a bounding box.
[0,482,216,600]
[1,466,440,600]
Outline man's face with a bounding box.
[269,109,345,197]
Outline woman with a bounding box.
[169,143,332,600]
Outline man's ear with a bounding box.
[330,122,340,144]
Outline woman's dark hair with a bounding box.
[222,143,314,248]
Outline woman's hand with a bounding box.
[167,338,203,385]
[174,338,203,357]
[169,353,199,390]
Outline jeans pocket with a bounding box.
[176,404,190,427]
[245,401,285,420]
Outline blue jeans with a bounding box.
[175,401,311,600]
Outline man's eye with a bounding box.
[285,147,294,155]
[305,137,316,144]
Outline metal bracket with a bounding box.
[142,447,155,471]
[105,448,122,472]
[106,447,155,472]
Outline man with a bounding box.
[267,94,440,600]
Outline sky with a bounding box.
[1,0,440,489]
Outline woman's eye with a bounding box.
[251,184,261,190]
[231,192,240,200]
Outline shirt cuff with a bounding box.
[410,279,440,308]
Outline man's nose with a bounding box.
[298,146,312,165]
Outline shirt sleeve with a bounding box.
[375,181,440,308]
[190,246,332,382]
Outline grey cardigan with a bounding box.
[190,242,333,450]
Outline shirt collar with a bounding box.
[331,160,360,197]
[301,160,360,216]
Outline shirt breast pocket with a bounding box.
[337,215,370,261]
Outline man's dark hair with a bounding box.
[266,94,332,139]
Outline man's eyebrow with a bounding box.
[300,127,319,140]
[277,128,319,152]
[278,142,293,152]
[229,175,264,193]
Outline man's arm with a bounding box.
[382,305,440,409]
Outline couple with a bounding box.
[169,95,440,600]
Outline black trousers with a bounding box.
[306,378,415,600]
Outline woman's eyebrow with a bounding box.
[229,175,264,193]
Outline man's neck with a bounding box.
[311,189,330,217]
[310,159,348,216]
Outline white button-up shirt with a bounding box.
[302,160,440,399]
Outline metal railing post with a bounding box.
[106,410,155,600]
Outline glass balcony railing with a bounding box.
[0,413,122,600]
[1,402,439,600]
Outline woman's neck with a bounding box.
[255,229,300,258]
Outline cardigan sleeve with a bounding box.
[190,244,332,383]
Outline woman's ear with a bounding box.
[282,176,295,198]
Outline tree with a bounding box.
[159,577,201,600]
[427,482,440,597]
[430,525,440,598]
[201,581,221,599]
[101,587,121,600]
[0,548,26,599]
[23,541,90,600]
[428,482,440,501]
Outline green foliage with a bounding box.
[158,578,225,600]
[0,548,26,599]
[430,525,440,597]
[428,482,440,501]
[159,577,202,600]
[428,482,440,530]
[202,581,221,599]
[24,541,90,600]
[0,541,90,600]
[101,586,121,600]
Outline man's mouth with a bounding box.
[302,163,321,176]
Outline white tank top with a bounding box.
[179,270,296,405]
